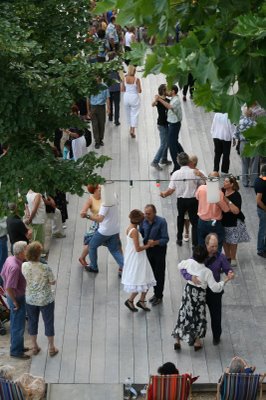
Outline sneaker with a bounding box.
[160,160,172,165]
[52,232,66,238]
[230,259,237,267]
[62,224,67,229]
[152,297,162,306]
[150,162,162,171]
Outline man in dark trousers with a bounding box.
[6,203,32,254]
[180,233,234,345]
[140,204,169,306]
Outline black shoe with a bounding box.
[124,299,138,312]
[100,140,104,146]
[257,252,266,258]
[95,143,100,149]
[10,354,31,360]
[115,122,120,126]
[136,300,150,311]
[149,295,156,303]
[152,297,162,306]
[84,266,99,273]
[176,240,182,246]
[109,116,113,121]
[213,337,220,345]
[160,160,172,165]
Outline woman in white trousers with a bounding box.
[121,65,141,138]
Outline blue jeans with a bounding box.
[0,235,8,285]
[197,219,224,253]
[168,121,184,172]
[153,125,168,164]
[88,231,124,270]
[7,295,26,356]
[257,207,266,253]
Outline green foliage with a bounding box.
[96,0,266,156]
[0,0,120,216]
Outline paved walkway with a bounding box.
[29,73,266,395]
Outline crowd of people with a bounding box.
[0,10,265,375]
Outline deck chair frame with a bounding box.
[216,372,266,400]
[146,374,193,400]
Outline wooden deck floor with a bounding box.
[30,73,266,385]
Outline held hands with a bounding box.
[147,239,156,248]
[225,271,235,283]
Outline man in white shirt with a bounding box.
[211,113,235,174]
[86,203,123,275]
[160,152,203,247]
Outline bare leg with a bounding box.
[30,335,40,354]
[230,244,238,260]
[48,336,58,356]
[129,292,138,303]
[79,245,89,266]
[223,242,231,259]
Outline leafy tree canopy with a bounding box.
[0,0,119,215]
[95,0,266,156]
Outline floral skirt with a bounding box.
[224,219,250,244]
[172,283,207,344]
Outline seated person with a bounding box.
[226,356,256,374]
[157,362,179,375]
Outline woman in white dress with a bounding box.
[121,65,141,138]
[122,209,156,312]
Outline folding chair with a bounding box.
[0,378,25,400]
[217,372,266,400]
[146,374,195,400]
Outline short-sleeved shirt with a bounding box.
[169,166,200,198]
[98,205,120,236]
[106,22,119,43]
[7,215,29,244]
[167,96,182,123]
[156,99,169,126]
[22,261,55,306]
[254,177,266,208]
[90,85,110,106]
[222,191,242,227]
[1,256,26,297]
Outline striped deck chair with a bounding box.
[217,373,266,400]
[146,374,195,400]
[0,378,25,400]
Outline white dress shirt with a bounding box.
[169,166,201,198]
[211,113,235,141]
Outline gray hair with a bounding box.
[177,152,189,166]
[205,233,218,245]
[229,358,245,373]
[13,241,28,256]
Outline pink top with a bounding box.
[1,256,26,297]
[196,185,229,221]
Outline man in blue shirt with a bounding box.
[139,204,169,305]
[88,80,110,149]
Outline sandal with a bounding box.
[32,347,41,355]
[124,299,138,312]
[49,347,59,357]
[136,300,150,312]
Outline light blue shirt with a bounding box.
[90,85,110,106]
[167,95,182,123]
